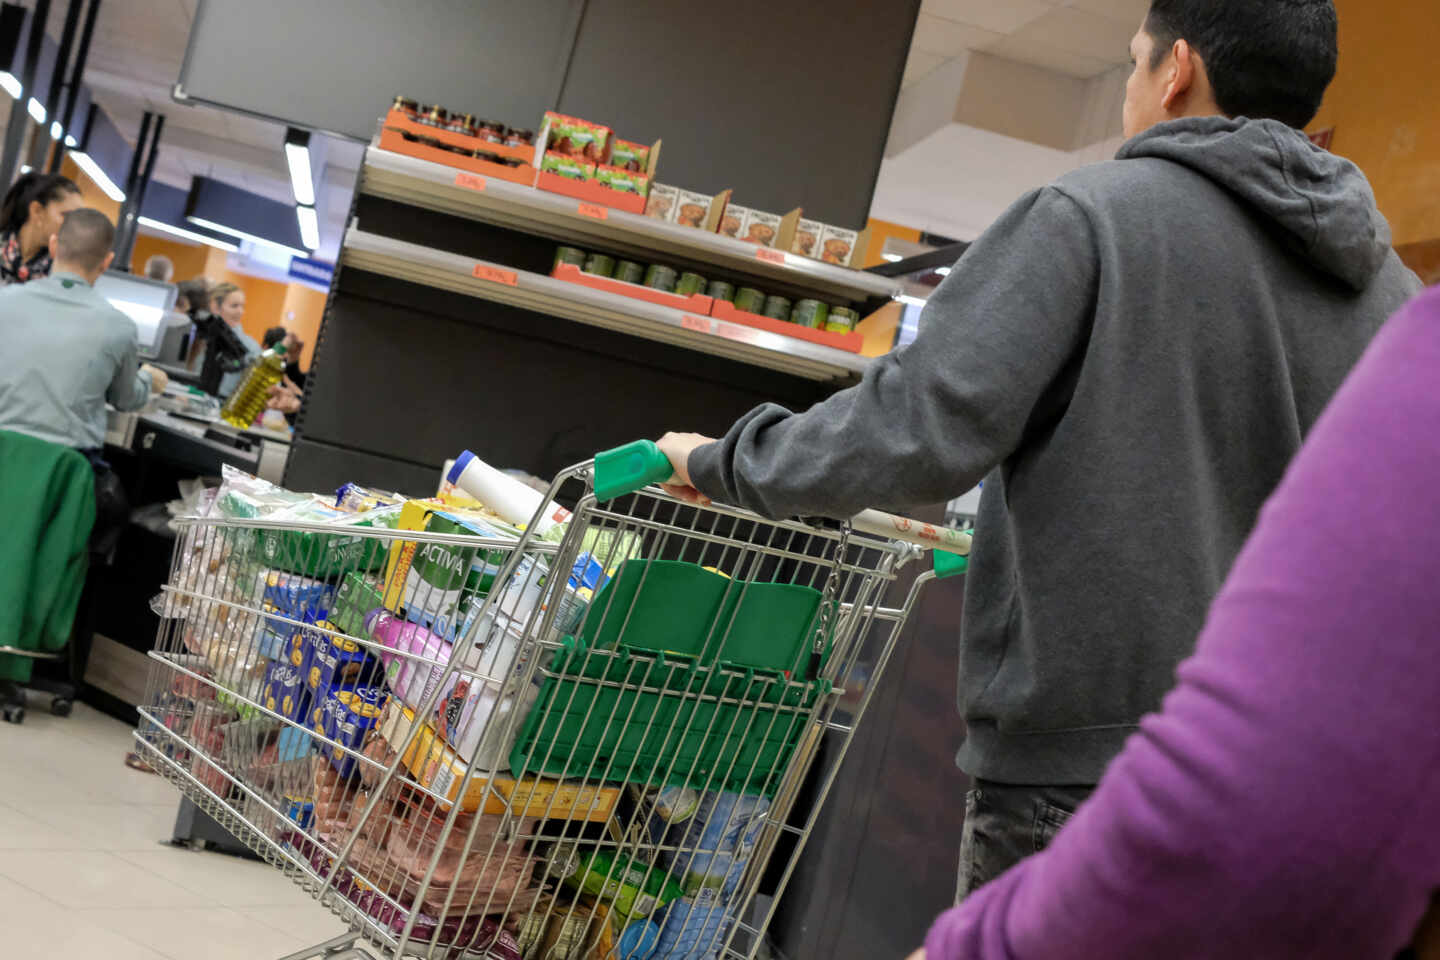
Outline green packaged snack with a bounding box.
[610,138,651,172]
[644,264,678,293]
[331,572,384,639]
[595,164,651,197]
[615,260,646,284]
[541,150,595,181]
[676,272,707,296]
[790,299,829,329]
[762,295,793,321]
[561,848,686,922]
[584,253,616,277]
[734,287,765,313]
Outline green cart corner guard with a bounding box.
[593,440,675,502]
[934,548,969,578]
[510,558,836,798]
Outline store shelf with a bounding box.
[341,226,871,382]
[359,144,900,303]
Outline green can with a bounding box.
[554,245,587,269]
[790,299,829,329]
[583,253,615,277]
[734,287,766,313]
[644,263,678,293]
[827,306,860,332]
[763,295,793,321]
[706,280,735,302]
[615,260,646,284]
[676,271,708,296]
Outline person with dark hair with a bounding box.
[261,325,287,349]
[175,276,210,317]
[0,171,82,285]
[0,208,166,451]
[143,254,174,283]
[654,0,1422,902]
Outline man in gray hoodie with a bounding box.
[657,0,1422,896]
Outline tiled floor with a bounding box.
[0,699,350,959]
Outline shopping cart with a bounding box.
[133,441,968,960]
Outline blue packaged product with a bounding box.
[650,791,770,896]
[285,795,314,829]
[317,687,384,778]
[260,659,310,723]
[277,724,312,763]
[261,570,334,619]
[617,917,661,959]
[308,620,382,696]
[652,890,730,960]
[256,602,293,660]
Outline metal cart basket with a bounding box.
[133,441,967,960]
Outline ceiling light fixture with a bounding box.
[26,96,44,123]
[49,120,62,141]
[63,133,76,147]
[0,71,20,99]
[881,253,904,262]
[69,150,126,201]
[935,266,951,276]
[137,216,239,253]
[284,127,315,206]
[896,294,929,308]
[295,205,319,251]
[186,214,308,258]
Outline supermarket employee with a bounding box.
[0,208,168,454]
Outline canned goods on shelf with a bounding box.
[790,299,829,329]
[706,280,735,302]
[763,295,793,321]
[734,287,765,313]
[583,253,616,278]
[676,272,708,296]
[827,306,860,332]
[615,260,646,284]
[644,264,678,293]
[554,246,587,269]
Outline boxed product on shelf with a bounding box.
[791,218,823,257]
[594,164,650,197]
[609,138,651,171]
[644,183,678,221]
[717,204,750,239]
[673,190,713,228]
[739,209,782,248]
[541,151,596,181]
[540,111,612,161]
[817,223,861,266]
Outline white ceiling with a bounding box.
[35,0,358,258]
[903,0,1150,87]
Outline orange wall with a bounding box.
[60,155,120,223]
[130,233,209,283]
[1308,0,1440,247]
[200,246,322,370]
[860,217,922,268]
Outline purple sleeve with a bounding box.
[925,287,1440,960]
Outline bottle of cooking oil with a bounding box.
[220,343,287,428]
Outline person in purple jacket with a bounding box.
[910,282,1440,957]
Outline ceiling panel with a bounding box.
[902,47,947,88]
[1065,0,1150,28]
[988,34,1117,78]
[1005,6,1136,65]
[921,0,1057,35]
[910,12,1004,58]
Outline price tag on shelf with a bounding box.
[712,320,761,344]
[577,202,609,220]
[754,247,787,266]
[473,264,518,286]
[681,314,712,334]
[454,173,487,192]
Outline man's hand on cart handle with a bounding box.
[656,432,715,506]
[904,949,925,960]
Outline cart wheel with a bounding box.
[50,698,73,717]
[2,705,23,724]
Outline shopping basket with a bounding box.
[133,441,968,960]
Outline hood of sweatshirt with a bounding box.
[1118,116,1391,291]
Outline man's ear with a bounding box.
[1163,39,1196,111]
[101,250,115,273]
[48,233,59,259]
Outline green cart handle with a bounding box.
[593,440,973,579]
[594,440,676,502]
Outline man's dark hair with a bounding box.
[54,208,115,272]
[262,325,288,349]
[1146,0,1338,129]
[177,277,211,314]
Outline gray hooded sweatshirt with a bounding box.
[688,117,1421,785]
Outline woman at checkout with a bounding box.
[210,282,259,397]
[0,172,82,285]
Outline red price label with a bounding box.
[473,264,518,286]
[454,172,487,192]
[681,314,712,334]
[754,247,786,265]
[712,320,760,344]
[577,202,609,220]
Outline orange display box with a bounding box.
[709,299,865,354]
[535,171,647,214]
[379,126,537,187]
[550,262,713,313]
[382,108,535,163]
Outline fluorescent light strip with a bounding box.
[285,140,315,206]
[935,266,952,276]
[18,164,31,174]
[137,216,240,253]
[186,215,308,258]
[49,120,62,140]
[295,204,319,250]
[68,150,126,202]
[896,294,929,308]
[0,72,20,99]
[64,133,76,147]
[26,97,44,123]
